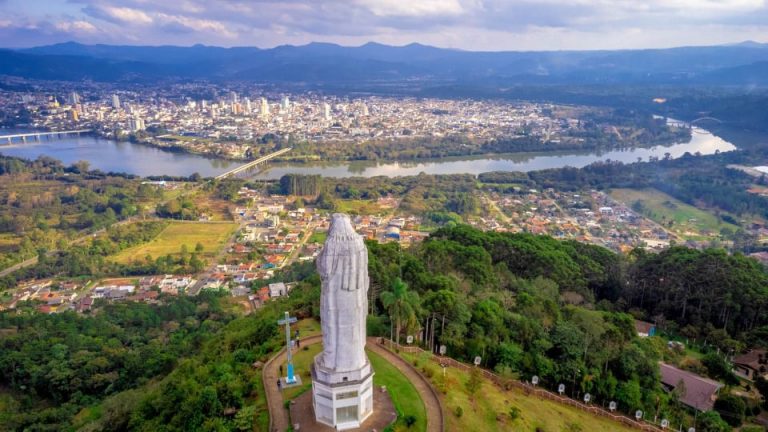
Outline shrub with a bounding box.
[404,415,417,427]
[714,394,746,427]
[454,406,463,418]
[509,406,521,421]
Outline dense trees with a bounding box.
[626,247,768,336]
[369,224,768,424]
[0,276,322,432]
[279,174,323,197]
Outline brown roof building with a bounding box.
[660,363,723,412]
[733,349,768,381]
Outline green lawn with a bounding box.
[369,349,427,432]
[404,351,635,432]
[110,222,237,264]
[308,231,327,244]
[609,188,738,239]
[281,338,427,432]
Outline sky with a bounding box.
[1,0,767,50]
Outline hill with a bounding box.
[4,41,768,85]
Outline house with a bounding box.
[76,296,93,313]
[660,363,723,411]
[733,349,768,381]
[635,320,657,338]
[269,282,288,298]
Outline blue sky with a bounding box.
[1,0,767,50]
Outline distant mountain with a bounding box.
[5,41,768,86]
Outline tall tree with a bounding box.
[380,278,420,346]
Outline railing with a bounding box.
[381,339,665,432]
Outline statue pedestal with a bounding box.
[311,358,374,430]
[281,375,303,389]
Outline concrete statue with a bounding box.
[311,213,374,430]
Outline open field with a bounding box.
[336,199,386,215]
[308,231,327,244]
[609,188,738,239]
[404,351,635,432]
[110,222,237,264]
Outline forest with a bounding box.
[365,225,768,429]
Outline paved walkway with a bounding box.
[263,334,322,432]
[262,335,444,432]
[366,338,445,432]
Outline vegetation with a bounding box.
[278,174,323,197]
[367,225,768,428]
[403,350,635,432]
[609,188,739,240]
[111,222,236,266]
[0,275,321,432]
[0,154,161,271]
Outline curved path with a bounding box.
[262,335,444,432]
[263,334,322,432]
[366,337,445,432]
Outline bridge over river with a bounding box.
[0,129,92,144]
[214,147,292,180]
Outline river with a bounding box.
[0,126,737,178]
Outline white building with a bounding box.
[312,214,374,430]
[111,94,121,110]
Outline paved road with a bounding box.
[262,335,444,432]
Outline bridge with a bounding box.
[215,147,292,180]
[0,129,92,145]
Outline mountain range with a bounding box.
[2,41,768,86]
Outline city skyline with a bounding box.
[0,0,767,51]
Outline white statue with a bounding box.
[312,213,374,429]
[317,213,369,372]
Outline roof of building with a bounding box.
[660,363,722,411]
[634,320,655,334]
[733,349,768,371]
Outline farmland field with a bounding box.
[110,222,237,264]
[609,188,738,239]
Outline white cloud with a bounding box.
[356,0,465,17]
[54,20,99,33]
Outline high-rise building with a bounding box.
[111,94,121,110]
[69,92,80,105]
[281,96,290,112]
[260,97,270,118]
[323,103,332,121]
[244,98,252,115]
[129,115,145,132]
[361,103,369,116]
[69,109,79,122]
[230,91,238,104]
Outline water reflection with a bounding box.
[0,126,738,179]
[250,126,736,179]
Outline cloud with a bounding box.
[83,5,153,25]
[356,0,465,17]
[0,0,767,49]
